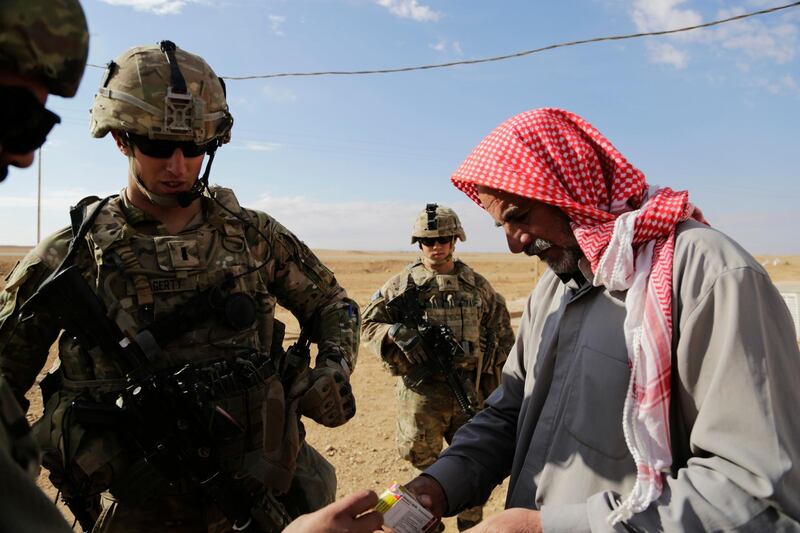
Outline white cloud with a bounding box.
[246,195,508,251]
[627,0,799,71]
[752,73,800,95]
[269,14,287,36]
[430,39,447,52]
[99,0,202,15]
[237,141,284,152]
[646,41,690,68]
[713,8,797,64]
[376,0,441,23]
[429,38,462,55]
[262,84,297,103]
[631,0,701,33]
[0,189,99,210]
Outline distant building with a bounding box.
[776,282,800,342]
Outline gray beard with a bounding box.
[524,239,582,274]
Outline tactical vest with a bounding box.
[36,188,299,513]
[391,261,483,371]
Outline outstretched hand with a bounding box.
[283,490,384,533]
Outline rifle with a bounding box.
[26,265,289,532]
[391,285,478,419]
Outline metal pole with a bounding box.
[37,147,42,243]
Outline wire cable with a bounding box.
[85,1,800,79]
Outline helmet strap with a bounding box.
[130,154,180,208]
[424,252,453,267]
[176,143,217,207]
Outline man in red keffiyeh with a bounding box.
[405,108,800,532]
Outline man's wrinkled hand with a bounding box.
[298,360,356,427]
[462,508,542,533]
[388,323,428,365]
[403,475,448,519]
[283,490,384,533]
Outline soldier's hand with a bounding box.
[298,359,356,428]
[283,490,384,533]
[388,324,428,365]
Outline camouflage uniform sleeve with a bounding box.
[474,273,514,389]
[361,277,414,376]
[0,229,72,409]
[250,212,360,370]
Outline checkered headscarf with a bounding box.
[452,108,706,523]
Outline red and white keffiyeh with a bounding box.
[451,108,706,524]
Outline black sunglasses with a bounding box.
[418,236,454,246]
[0,86,61,154]
[127,133,211,159]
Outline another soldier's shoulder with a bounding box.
[3,227,71,292]
[241,207,308,254]
[456,261,499,295]
[379,266,416,300]
[240,207,275,231]
[31,227,74,270]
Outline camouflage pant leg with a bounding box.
[442,395,482,525]
[395,378,454,469]
[395,379,484,525]
[283,440,337,515]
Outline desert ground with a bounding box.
[1,245,799,531]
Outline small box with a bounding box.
[375,482,438,533]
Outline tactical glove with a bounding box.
[388,323,428,365]
[298,359,356,428]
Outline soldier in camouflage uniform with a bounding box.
[0,1,89,532]
[0,0,88,182]
[361,204,514,531]
[0,42,359,532]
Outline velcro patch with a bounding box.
[150,277,198,293]
[435,274,460,292]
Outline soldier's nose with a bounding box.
[166,148,188,174]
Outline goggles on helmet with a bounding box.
[0,86,61,154]
[127,133,212,159]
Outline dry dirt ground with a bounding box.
[1,246,799,531]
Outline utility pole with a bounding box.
[37,147,42,244]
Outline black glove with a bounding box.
[298,359,356,428]
[388,323,428,365]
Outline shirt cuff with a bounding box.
[540,503,591,533]
[423,458,473,516]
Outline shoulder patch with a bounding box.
[370,289,382,302]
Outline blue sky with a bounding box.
[2,0,798,253]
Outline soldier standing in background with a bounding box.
[362,204,514,531]
[0,1,89,532]
[0,41,359,532]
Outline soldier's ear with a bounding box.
[111,131,132,156]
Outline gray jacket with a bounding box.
[425,220,800,532]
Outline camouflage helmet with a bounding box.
[0,0,89,98]
[411,203,466,244]
[90,41,233,145]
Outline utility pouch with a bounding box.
[215,371,301,494]
[34,391,124,500]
